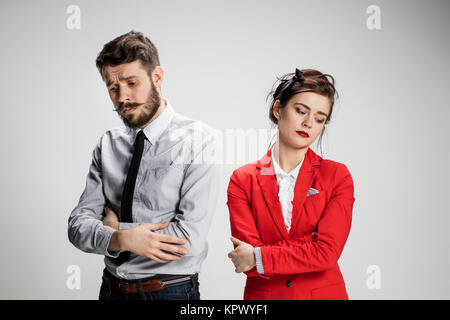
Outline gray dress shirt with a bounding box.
[68,99,220,280]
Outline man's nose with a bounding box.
[118,85,132,103]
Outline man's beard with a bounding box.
[117,85,161,129]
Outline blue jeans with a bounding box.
[99,268,200,300]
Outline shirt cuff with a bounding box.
[101,225,122,258]
[254,246,264,274]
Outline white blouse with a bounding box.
[271,151,304,231]
[255,151,305,274]
[254,150,305,274]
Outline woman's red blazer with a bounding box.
[227,147,355,300]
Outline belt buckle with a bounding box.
[117,280,130,293]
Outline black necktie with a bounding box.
[112,130,145,265]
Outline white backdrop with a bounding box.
[0,0,449,299]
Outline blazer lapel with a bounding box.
[288,148,322,237]
[255,148,290,241]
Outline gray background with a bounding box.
[0,0,449,299]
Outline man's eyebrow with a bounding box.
[294,102,329,117]
[106,75,138,87]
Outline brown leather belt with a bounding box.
[108,274,196,294]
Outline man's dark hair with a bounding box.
[96,30,160,81]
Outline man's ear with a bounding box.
[151,66,164,90]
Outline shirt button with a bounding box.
[286,280,292,288]
[132,201,136,206]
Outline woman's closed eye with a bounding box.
[295,107,306,115]
[296,107,325,123]
[315,118,325,124]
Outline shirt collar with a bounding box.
[131,98,175,145]
[271,150,304,180]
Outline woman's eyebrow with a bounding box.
[294,102,328,117]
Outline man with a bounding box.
[68,30,219,300]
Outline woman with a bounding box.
[227,68,355,300]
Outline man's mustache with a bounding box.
[116,102,141,112]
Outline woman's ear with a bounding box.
[273,100,281,121]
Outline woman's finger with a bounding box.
[230,236,242,246]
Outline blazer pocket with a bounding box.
[305,192,322,201]
[303,191,325,208]
[310,281,348,300]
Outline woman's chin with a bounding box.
[287,139,310,150]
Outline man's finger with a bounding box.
[154,233,187,245]
[104,206,114,215]
[154,249,182,262]
[148,254,168,264]
[158,243,188,255]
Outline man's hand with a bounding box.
[121,223,189,263]
[103,206,189,263]
[103,206,119,230]
[227,236,256,273]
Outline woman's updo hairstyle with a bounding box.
[268,68,338,125]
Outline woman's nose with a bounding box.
[302,115,313,128]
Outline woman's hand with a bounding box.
[103,206,120,230]
[227,236,256,273]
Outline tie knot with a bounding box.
[136,130,145,142]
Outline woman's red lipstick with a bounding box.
[297,131,309,138]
